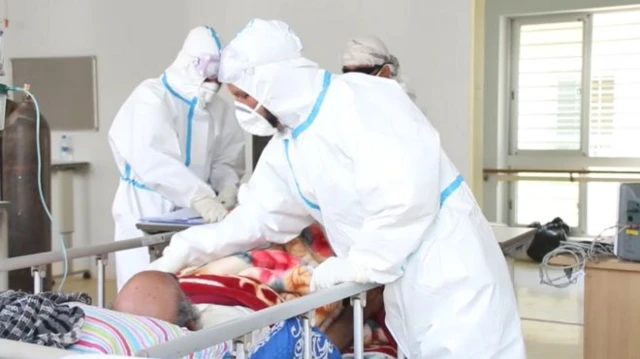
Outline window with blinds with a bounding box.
[509,10,640,233]
[512,11,640,157]
[514,20,584,151]
[590,10,640,157]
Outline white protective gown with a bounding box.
[109,31,245,291]
[154,69,525,358]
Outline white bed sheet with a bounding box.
[0,338,69,359]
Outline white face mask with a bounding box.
[197,82,220,108]
[234,101,278,137]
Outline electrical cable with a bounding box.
[8,86,68,292]
[539,224,624,288]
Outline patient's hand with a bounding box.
[324,287,384,351]
[363,287,384,319]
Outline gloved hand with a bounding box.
[148,254,186,274]
[191,196,228,223]
[310,257,368,292]
[217,185,238,210]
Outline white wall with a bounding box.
[3,0,475,279]
[185,0,475,179]
[483,0,640,222]
[2,0,192,279]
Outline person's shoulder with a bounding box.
[328,74,410,112]
[327,74,415,118]
[111,78,170,127]
[127,78,168,105]
[261,134,285,158]
[333,73,404,95]
[325,74,433,140]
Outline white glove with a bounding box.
[310,257,368,292]
[148,255,186,274]
[217,185,238,210]
[191,196,228,223]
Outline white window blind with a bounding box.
[515,20,584,151]
[589,10,640,157]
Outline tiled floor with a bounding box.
[515,260,583,359]
[62,260,584,358]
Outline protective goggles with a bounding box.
[194,53,221,80]
[341,64,384,75]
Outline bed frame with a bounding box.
[0,232,385,359]
[0,225,535,359]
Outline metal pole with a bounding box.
[506,256,518,301]
[233,339,246,359]
[0,206,8,291]
[351,291,367,359]
[0,231,175,273]
[31,265,44,294]
[96,254,107,308]
[62,233,74,275]
[302,315,312,359]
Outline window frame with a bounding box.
[509,13,591,157]
[507,10,640,235]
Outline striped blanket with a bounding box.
[67,303,228,358]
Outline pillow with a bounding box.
[66,304,231,358]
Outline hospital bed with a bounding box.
[0,225,535,359]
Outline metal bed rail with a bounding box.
[0,225,534,359]
[0,232,175,307]
[0,233,397,359]
[139,282,383,359]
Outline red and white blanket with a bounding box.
[176,223,398,357]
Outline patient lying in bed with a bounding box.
[109,224,393,358]
[97,269,341,358]
[2,225,389,358]
[166,223,396,358]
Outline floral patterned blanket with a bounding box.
[176,224,398,358]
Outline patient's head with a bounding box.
[113,271,200,330]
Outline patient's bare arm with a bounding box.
[324,287,384,352]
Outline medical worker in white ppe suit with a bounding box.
[109,26,245,291]
[149,19,525,358]
[341,35,417,102]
